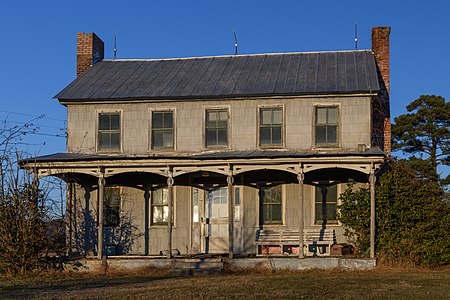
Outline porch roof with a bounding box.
[21,148,385,164]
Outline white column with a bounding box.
[227,167,234,259]
[297,168,305,258]
[97,168,105,260]
[167,168,174,259]
[369,169,376,259]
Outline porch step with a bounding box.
[171,258,224,275]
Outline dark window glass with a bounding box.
[315,184,338,224]
[152,111,173,149]
[104,187,120,227]
[98,113,121,151]
[260,185,282,224]
[206,110,228,147]
[259,108,283,146]
[315,107,338,146]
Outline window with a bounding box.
[104,187,120,227]
[260,185,282,224]
[315,184,338,224]
[98,112,121,151]
[151,187,172,225]
[205,109,228,147]
[260,107,282,146]
[152,111,173,149]
[315,106,338,146]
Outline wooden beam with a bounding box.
[297,168,305,258]
[97,168,105,260]
[369,169,376,259]
[227,168,234,259]
[167,168,174,259]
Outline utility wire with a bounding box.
[0,109,66,122]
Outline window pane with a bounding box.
[273,109,282,125]
[162,188,168,204]
[163,112,173,129]
[261,110,272,125]
[153,207,163,223]
[208,111,218,122]
[260,127,270,145]
[316,126,327,144]
[99,133,109,149]
[152,112,163,128]
[163,206,169,223]
[99,114,109,130]
[327,126,337,144]
[163,131,173,147]
[327,204,337,221]
[110,132,120,149]
[271,204,282,222]
[316,107,327,124]
[219,111,228,121]
[153,131,163,148]
[328,107,338,124]
[206,129,216,146]
[217,129,227,145]
[152,189,162,205]
[272,127,282,145]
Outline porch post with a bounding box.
[167,167,174,259]
[227,167,234,259]
[97,168,105,260]
[297,167,305,258]
[369,169,376,259]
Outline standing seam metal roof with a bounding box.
[55,50,380,101]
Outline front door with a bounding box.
[204,187,229,253]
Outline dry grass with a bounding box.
[0,266,449,299]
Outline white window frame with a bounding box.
[149,107,176,151]
[257,105,285,149]
[313,104,341,149]
[96,109,123,153]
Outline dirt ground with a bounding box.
[1,267,449,299]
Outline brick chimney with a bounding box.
[76,32,104,77]
[372,26,391,155]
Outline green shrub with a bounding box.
[338,161,450,267]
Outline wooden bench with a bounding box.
[303,229,336,256]
[253,229,336,256]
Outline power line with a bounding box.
[0,119,66,130]
[0,109,66,122]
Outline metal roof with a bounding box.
[21,148,385,164]
[55,50,380,102]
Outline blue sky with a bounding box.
[1,0,449,165]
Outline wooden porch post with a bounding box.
[297,167,305,258]
[227,167,234,259]
[369,169,376,259]
[167,168,174,259]
[97,168,105,260]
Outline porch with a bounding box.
[21,149,385,261]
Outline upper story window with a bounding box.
[205,109,228,147]
[152,111,173,150]
[104,187,120,227]
[260,107,283,146]
[98,112,121,151]
[260,185,283,225]
[315,184,338,225]
[315,106,338,146]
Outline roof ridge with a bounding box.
[103,49,373,62]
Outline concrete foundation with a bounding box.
[64,257,376,273]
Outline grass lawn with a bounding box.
[0,267,449,299]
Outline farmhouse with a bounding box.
[23,27,390,262]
